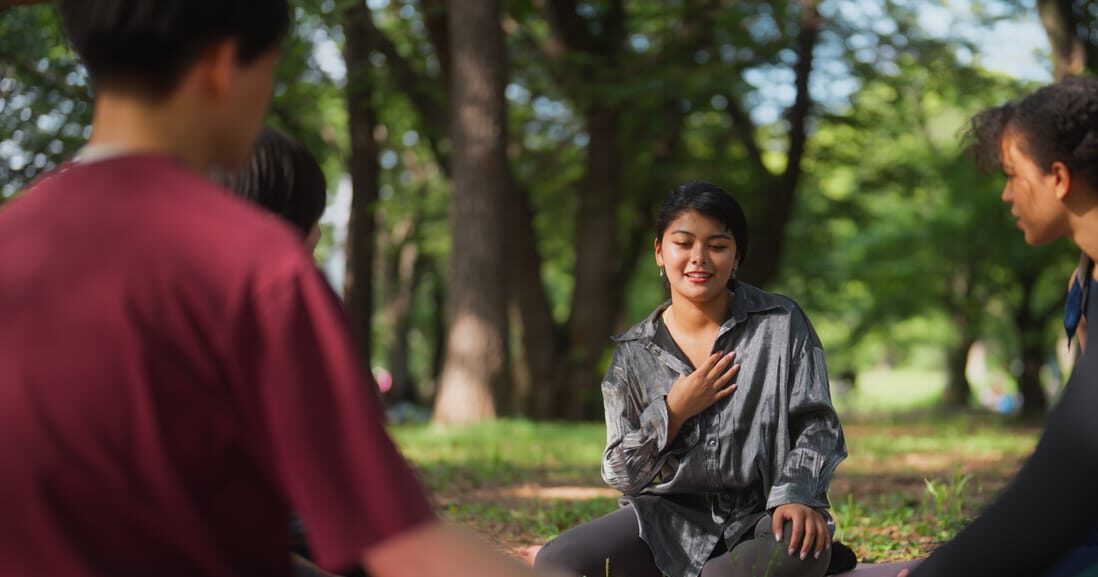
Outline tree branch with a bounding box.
[781,0,821,185]
[726,98,769,176]
[351,4,449,171]
[540,0,594,53]
[418,0,451,90]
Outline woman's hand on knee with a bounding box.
[772,503,830,561]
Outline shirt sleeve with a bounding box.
[235,258,435,571]
[767,309,847,511]
[601,345,687,495]
[910,339,1098,577]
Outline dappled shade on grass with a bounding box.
[390,416,1040,563]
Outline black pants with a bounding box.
[534,506,830,577]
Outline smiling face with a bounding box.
[655,210,739,306]
[999,129,1072,246]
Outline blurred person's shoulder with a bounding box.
[0,154,315,293]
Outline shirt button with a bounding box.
[708,440,717,447]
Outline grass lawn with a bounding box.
[391,412,1040,564]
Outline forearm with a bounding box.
[362,521,568,577]
[665,395,686,444]
[602,386,675,493]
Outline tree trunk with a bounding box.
[1019,341,1049,417]
[1014,272,1050,415]
[383,219,424,405]
[1038,0,1086,80]
[427,258,447,386]
[433,0,512,425]
[342,4,381,373]
[559,106,623,420]
[730,0,820,288]
[507,179,564,418]
[942,267,978,409]
[942,330,976,409]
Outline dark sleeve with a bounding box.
[910,341,1098,576]
[240,260,435,571]
[601,344,676,494]
[766,308,846,511]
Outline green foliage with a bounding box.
[0,0,1077,414]
[0,3,89,199]
[924,472,973,526]
[778,22,1074,396]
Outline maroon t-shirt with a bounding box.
[0,156,435,577]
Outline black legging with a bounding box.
[534,506,830,577]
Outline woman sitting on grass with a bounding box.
[535,182,849,577]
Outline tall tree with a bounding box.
[432,0,512,424]
[1038,0,1088,78]
[342,2,382,371]
[729,0,822,288]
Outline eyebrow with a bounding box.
[670,230,734,240]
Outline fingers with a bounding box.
[804,512,828,559]
[713,383,738,401]
[774,506,830,561]
[771,509,786,542]
[897,570,910,577]
[787,512,805,558]
[800,512,816,560]
[696,350,727,373]
[715,361,740,388]
[703,351,736,380]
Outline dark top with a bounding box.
[0,156,435,577]
[910,285,1098,577]
[601,283,846,577]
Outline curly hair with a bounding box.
[965,76,1098,190]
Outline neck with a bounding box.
[667,291,731,330]
[87,91,212,172]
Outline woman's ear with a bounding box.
[1052,160,1073,201]
[654,237,664,268]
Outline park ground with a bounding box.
[392,408,1040,564]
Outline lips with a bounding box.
[684,271,713,283]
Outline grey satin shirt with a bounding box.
[600,281,847,577]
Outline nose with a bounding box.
[691,245,706,264]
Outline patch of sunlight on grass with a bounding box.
[834,367,946,415]
[390,418,605,467]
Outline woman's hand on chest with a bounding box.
[666,350,740,430]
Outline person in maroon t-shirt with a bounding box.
[214,128,334,577]
[0,2,559,577]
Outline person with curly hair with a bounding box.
[903,76,1098,577]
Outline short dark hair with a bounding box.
[59,0,291,101]
[656,181,750,287]
[212,127,327,236]
[966,76,1098,190]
